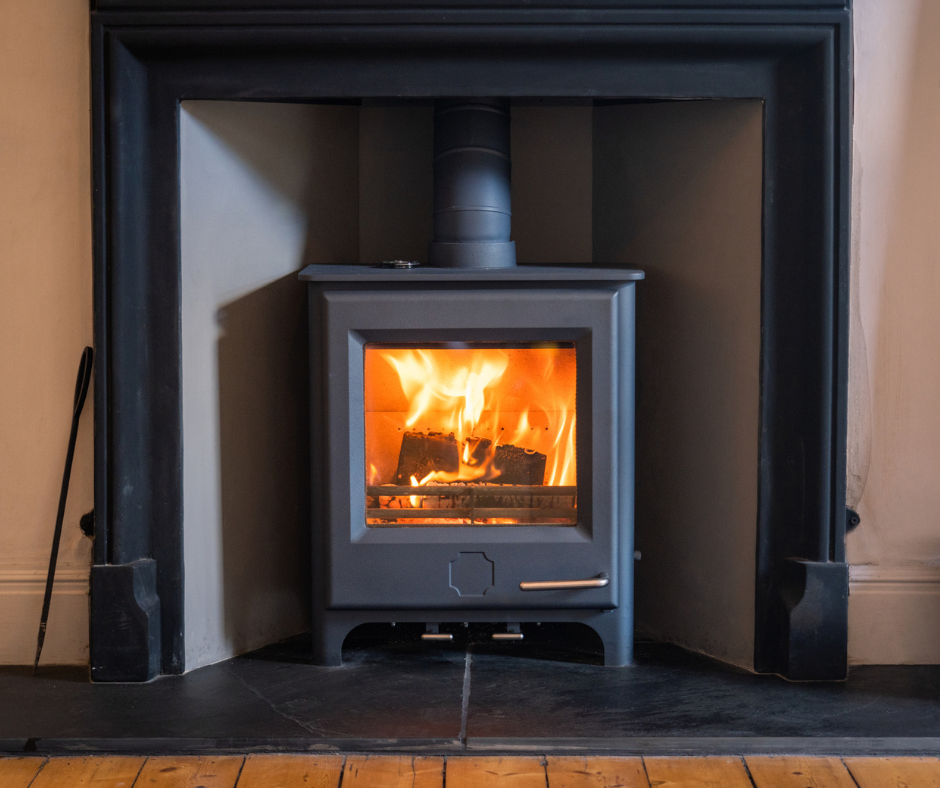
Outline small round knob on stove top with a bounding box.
[380,260,421,269]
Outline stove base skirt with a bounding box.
[312,606,633,667]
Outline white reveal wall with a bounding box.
[595,101,763,669]
[180,102,359,669]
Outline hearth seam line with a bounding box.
[459,647,472,750]
[221,665,320,736]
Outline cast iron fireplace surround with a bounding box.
[90,0,852,681]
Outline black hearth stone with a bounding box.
[466,637,940,750]
[2,632,940,756]
[0,634,466,753]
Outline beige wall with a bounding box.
[3,0,940,666]
[847,0,940,664]
[0,0,93,664]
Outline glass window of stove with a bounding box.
[364,342,577,527]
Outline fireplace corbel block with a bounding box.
[775,559,849,681]
[90,560,162,682]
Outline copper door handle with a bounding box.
[519,573,610,591]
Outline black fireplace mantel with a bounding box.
[90,0,851,681]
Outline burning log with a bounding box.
[493,444,547,486]
[466,435,492,465]
[394,431,459,484]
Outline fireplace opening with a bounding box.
[364,342,577,526]
[179,96,760,671]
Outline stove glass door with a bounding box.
[364,342,577,527]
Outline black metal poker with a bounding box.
[33,346,94,673]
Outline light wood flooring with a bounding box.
[3,754,940,787]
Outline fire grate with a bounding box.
[366,484,578,526]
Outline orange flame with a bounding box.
[383,349,509,441]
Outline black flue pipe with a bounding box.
[428,98,517,268]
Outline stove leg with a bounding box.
[312,612,353,667]
[588,611,633,667]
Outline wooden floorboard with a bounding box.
[12,753,940,787]
[446,756,547,788]
[342,755,443,788]
[644,756,753,788]
[134,756,244,788]
[29,756,146,788]
[845,756,940,788]
[235,754,344,788]
[545,756,650,787]
[0,757,46,788]
[746,756,857,788]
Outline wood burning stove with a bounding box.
[302,98,642,665]
[303,266,641,665]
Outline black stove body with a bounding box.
[302,264,642,666]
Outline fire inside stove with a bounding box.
[364,342,577,526]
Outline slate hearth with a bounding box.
[3,632,939,756]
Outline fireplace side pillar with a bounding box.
[90,36,165,682]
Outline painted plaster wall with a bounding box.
[180,102,361,669]
[846,0,940,664]
[595,101,763,670]
[0,0,93,665]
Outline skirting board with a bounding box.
[0,567,89,665]
[849,564,940,665]
[5,562,937,667]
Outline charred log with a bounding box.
[493,444,547,485]
[394,431,459,484]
